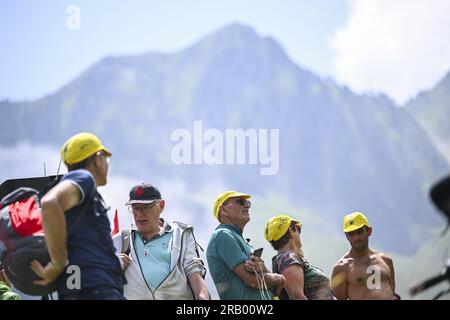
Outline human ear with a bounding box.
[159,200,165,211]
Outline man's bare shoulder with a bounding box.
[378,252,394,265]
[331,254,351,294]
[369,250,392,261]
[333,253,352,270]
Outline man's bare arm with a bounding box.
[282,264,307,300]
[234,262,285,292]
[331,261,348,300]
[30,181,81,285]
[382,254,396,293]
[188,272,210,300]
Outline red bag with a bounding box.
[8,194,43,237]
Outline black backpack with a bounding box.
[0,182,88,296]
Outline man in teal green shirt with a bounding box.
[207,191,285,300]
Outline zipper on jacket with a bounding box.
[133,225,191,298]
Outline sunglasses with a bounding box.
[223,198,251,207]
[96,151,111,163]
[235,198,251,207]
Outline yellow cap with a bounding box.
[343,212,370,233]
[213,191,251,221]
[61,132,112,166]
[264,214,301,242]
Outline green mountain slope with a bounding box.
[0,24,448,254]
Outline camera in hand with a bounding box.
[253,248,264,258]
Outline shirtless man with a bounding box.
[331,212,396,300]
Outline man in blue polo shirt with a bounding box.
[207,191,285,300]
[30,132,125,300]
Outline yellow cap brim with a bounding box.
[344,223,367,233]
[227,193,251,200]
[101,147,112,157]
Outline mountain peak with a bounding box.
[209,23,259,39]
[193,22,263,51]
[181,22,292,68]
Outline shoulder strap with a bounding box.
[171,221,204,252]
[0,187,38,207]
[172,221,189,230]
[121,229,131,255]
[38,175,62,198]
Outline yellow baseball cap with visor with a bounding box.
[343,212,370,233]
[213,191,251,221]
[61,132,112,166]
[264,214,301,242]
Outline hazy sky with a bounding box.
[1,0,449,105]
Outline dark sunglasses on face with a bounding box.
[235,198,251,207]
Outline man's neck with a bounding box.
[82,165,100,185]
[349,247,372,259]
[235,223,245,233]
[222,221,245,233]
[139,226,162,241]
[278,243,304,257]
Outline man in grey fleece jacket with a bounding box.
[113,183,210,300]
